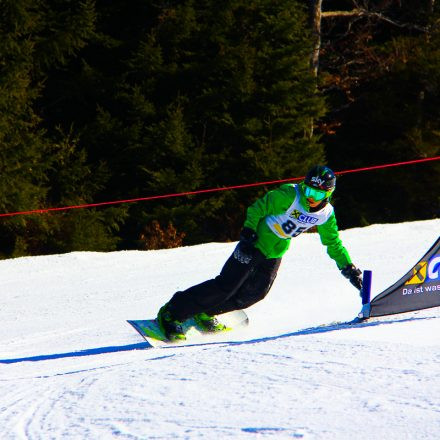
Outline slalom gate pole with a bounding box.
[358,270,373,319]
[361,270,372,305]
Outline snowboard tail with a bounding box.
[127,309,249,347]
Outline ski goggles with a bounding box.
[302,184,333,201]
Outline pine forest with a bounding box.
[0,0,439,257]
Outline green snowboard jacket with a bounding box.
[243,183,352,269]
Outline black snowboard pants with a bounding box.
[167,247,282,321]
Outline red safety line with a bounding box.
[0,155,439,218]
[334,156,440,176]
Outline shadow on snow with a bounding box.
[0,342,150,364]
[1,314,436,364]
[227,314,437,347]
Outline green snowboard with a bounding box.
[127,310,249,347]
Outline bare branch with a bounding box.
[322,8,429,33]
[321,9,364,19]
[367,11,429,32]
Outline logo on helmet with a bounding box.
[311,176,325,186]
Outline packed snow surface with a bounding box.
[1,219,439,439]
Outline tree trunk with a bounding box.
[309,0,323,77]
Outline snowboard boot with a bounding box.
[194,312,227,332]
[157,304,186,341]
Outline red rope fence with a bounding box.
[0,155,439,218]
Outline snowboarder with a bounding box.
[157,165,363,341]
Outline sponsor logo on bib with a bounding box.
[290,210,318,224]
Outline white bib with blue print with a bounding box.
[265,185,333,239]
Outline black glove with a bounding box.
[233,227,258,264]
[341,264,363,291]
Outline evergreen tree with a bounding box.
[0,0,125,257]
[0,0,51,256]
[76,0,327,247]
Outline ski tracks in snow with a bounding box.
[1,368,99,439]
[1,321,439,439]
[1,220,440,439]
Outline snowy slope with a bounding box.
[0,219,439,439]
